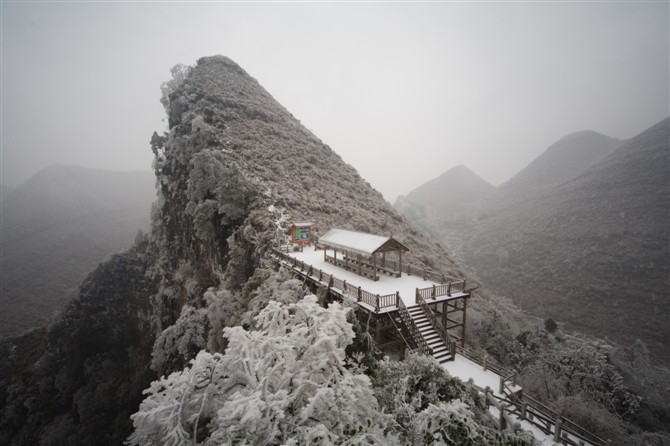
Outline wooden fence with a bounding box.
[272,249,398,312]
[456,345,607,446]
[416,280,467,301]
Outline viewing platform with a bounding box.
[271,229,470,366]
[278,246,468,313]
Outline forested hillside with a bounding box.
[0,165,155,338]
[1,57,667,446]
[397,121,670,366]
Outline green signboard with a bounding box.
[293,227,310,242]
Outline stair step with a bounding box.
[432,346,449,354]
[438,356,453,364]
[433,352,452,361]
[428,339,445,348]
[424,333,440,342]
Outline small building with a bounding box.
[319,228,409,281]
[290,222,316,246]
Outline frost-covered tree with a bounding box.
[186,149,251,241]
[151,305,208,374]
[160,63,192,113]
[128,296,393,445]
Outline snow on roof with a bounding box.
[291,222,315,227]
[319,228,407,257]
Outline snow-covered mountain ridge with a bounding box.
[1,56,667,445]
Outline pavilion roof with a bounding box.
[319,228,409,257]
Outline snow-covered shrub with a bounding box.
[372,354,535,446]
[238,267,305,328]
[412,400,533,446]
[151,305,208,374]
[373,353,485,430]
[128,296,392,445]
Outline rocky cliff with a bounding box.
[0,55,464,445]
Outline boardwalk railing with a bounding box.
[416,279,467,300]
[272,249,398,312]
[456,345,607,446]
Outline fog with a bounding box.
[2,2,668,201]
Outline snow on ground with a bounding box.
[288,247,461,308]
[442,355,508,396]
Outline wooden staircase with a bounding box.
[407,304,453,364]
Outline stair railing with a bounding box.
[397,299,433,355]
[386,313,415,352]
[416,292,451,350]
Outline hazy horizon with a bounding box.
[2,2,668,201]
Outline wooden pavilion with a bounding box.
[319,229,409,281]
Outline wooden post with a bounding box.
[462,297,468,347]
[372,252,377,281]
[499,404,507,431]
[553,417,562,443]
[357,286,362,302]
[334,248,337,262]
[343,280,347,292]
[319,269,323,281]
[432,284,436,298]
[483,356,488,371]
[398,250,403,277]
[396,291,400,307]
[382,251,386,268]
[415,288,420,304]
[520,402,527,420]
[447,282,452,296]
[357,254,362,276]
[345,250,349,271]
[499,376,505,394]
[376,295,380,313]
[323,246,327,262]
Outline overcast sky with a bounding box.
[2,2,668,201]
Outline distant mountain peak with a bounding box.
[499,129,622,194]
[399,164,494,215]
[555,129,602,142]
[419,164,493,193]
